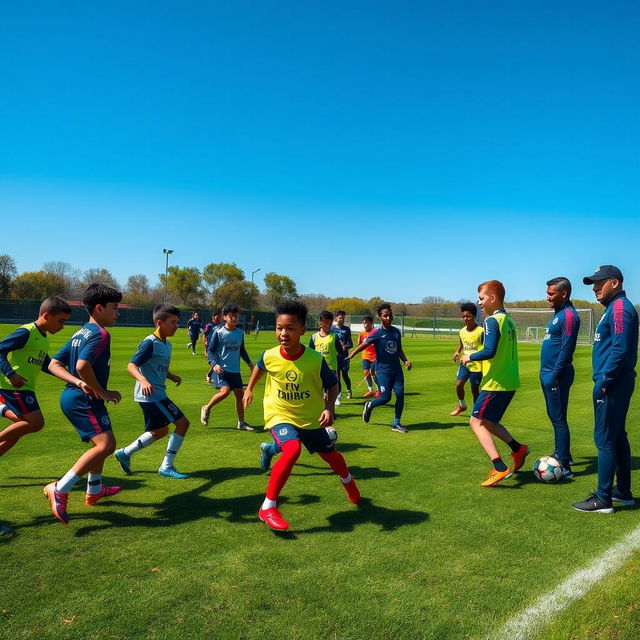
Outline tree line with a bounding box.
[1,254,626,316]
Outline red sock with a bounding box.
[319,449,349,479]
[266,440,301,501]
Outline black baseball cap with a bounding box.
[583,265,624,285]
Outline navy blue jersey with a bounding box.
[187,319,202,336]
[540,303,580,377]
[332,325,353,357]
[592,291,638,387]
[54,323,112,389]
[364,326,403,372]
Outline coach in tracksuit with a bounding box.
[572,266,638,513]
[540,277,580,478]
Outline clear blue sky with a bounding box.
[2,1,638,303]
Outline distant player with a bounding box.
[200,304,254,430]
[0,297,94,457]
[347,303,412,433]
[203,309,223,382]
[186,312,201,355]
[44,284,123,524]
[540,277,580,479]
[333,310,353,402]
[114,304,191,480]
[357,315,379,398]
[309,311,342,404]
[243,298,360,531]
[460,280,528,487]
[450,302,484,416]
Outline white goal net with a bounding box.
[506,308,594,345]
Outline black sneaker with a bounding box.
[571,493,614,514]
[362,401,373,423]
[611,486,635,506]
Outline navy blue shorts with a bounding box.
[270,423,336,455]
[0,389,40,416]
[60,388,112,442]
[338,357,350,373]
[214,371,243,390]
[471,390,515,424]
[362,359,376,372]
[456,365,482,386]
[139,397,185,431]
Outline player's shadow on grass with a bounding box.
[65,466,268,536]
[290,462,399,482]
[333,442,376,453]
[406,421,467,431]
[297,497,429,535]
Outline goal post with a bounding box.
[505,308,594,345]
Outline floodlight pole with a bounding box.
[250,268,261,333]
[163,249,174,303]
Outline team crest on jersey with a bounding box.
[26,396,35,405]
[385,341,398,354]
[279,428,288,436]
[553,318,558,325]
[101,415,110,426]
[286,370,298,382]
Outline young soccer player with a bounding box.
[333,310,353,402]
[243,299,360,531]
[200,304,254,430]
[186,312,201,354]
[358,315,379,398]
[44,284,123,524]
[114,304,190,480]
[0,297,94,457]
[203,309,223,382]
[309,310,342,404]
[460,280,529,487]
[347,304,412,433]
[450,302,484,416]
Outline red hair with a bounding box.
[478,280,505,301]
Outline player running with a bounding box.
[347,303,412,433]
[200,304,254,430]
[115,304,191,480]
[44,284,123,524]
[244,299,360,531]
[357,315,379,398]
[460,280,528,487]
[450,303,484,416]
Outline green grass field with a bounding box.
[1,324,639,640]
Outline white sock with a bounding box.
[161,433,184,470]
[340,474,352,484]
[123,432,155,457]
[86,473,103,495]
[237,419,245,427]
[56,470,81,494]
[366,378,373,391]
[459,400,467,409]
[261,498,277,510]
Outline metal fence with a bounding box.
[0,299,277,333]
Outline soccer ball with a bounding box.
[533,456,563,483]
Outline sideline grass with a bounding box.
[0,324,638,639]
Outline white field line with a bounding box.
[493,524,640,640]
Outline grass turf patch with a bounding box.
[0,324,638,639]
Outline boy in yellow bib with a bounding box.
[243,299,360,531]
[0,296,94,457]
[460,281,529,487]
[450,302,484,416]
